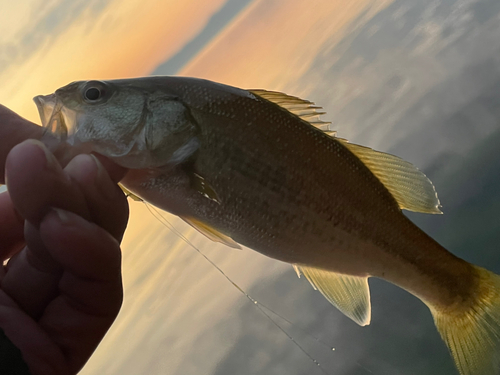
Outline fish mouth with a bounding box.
[33,94,77,144]
[33,94,66,139]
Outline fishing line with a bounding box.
[143,202,332,375]
[138,198,376,375]
[147,201,336,347]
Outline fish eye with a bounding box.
[84,87,102,101]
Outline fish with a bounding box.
[34,76,500,375]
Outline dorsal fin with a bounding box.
[337,139,442,214]
[249,89,336,134]
[250,89,440,214]
[295,265,371,326]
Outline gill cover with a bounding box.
[34,80,200,169]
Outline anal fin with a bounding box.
[296,265,371,326]
[182,217,241,250]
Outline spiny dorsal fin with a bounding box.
[181,217,241,250]
[337,139,442,214]
[295,265,371,326]
[249,89,336,134]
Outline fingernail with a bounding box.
[52,208,72,224]
[90,154,105,179]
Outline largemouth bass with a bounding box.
[34,77,500,375]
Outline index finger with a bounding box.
[0,105,43,184]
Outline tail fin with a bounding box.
[429,265,500,375]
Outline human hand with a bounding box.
[0,105,129,374]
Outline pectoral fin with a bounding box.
[182,217,241,249]
[190,172,221,204]
[296,265,371,326]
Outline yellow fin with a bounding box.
[119,183,143,202]
[182,217,241,250]
[296,265,371,326]
[249,89,336,134]
[429,266,500,375]
[337,139,441,214]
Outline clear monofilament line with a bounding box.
[144,202,376,375]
